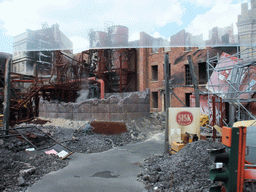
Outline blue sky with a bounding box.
[0,0,248,53]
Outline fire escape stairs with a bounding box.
[11,86,41,111]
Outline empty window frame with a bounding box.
[152,65,158,81]
[185,93,192,107]
[152,92,158,108]
[198,62,207,84]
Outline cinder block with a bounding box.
[47,103,58,113]
[139,104,150,112]
[109,104,124,113]
[123,104,140,113]
[126,113,139,120]
[73,113,92,121]
[127,112,148,120]
[39,112,46,118]
[39,103,46,112]
[58,113,73,120]
[109,97,119,104]
[73,104,91,113]
[91,105,99,113]
[97,104,109,113]
[94,113,110,121]
[91,113,96,121]
[47,113,58,119]
[123,94,140,104]
[58,104,72,113]
[109,113,127,121]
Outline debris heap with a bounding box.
[137,140,223,192]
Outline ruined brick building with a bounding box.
[12,24,73,76]
[137,41,237,112]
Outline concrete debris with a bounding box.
[137,140,224,192]
[17,176,26,186]
[0,113,164,192]
[0,147,68,192]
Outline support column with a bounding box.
[3,58,11,135]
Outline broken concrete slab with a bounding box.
[39,89,150,121]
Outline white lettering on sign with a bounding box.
[176,111,193,126]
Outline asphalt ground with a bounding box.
[26,133,165,192]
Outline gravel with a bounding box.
[0,112,165,192]
[137,140,224,192]
[0,148,68,192]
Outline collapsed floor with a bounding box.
[0,113,165,192]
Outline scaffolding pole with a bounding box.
[206,46,256,126]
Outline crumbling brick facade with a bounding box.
[137,32,237,112]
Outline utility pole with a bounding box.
[3,58,11,135]
[187,55,200,107]
[164,53,170,153]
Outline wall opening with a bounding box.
[185,93,192,107]
[198,62,207,84]
[152,91,158,108]
[185,64,192,85]
[152,65,158,81]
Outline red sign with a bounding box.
[176,111,193,126]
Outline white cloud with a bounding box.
[151,32,165,39]
[70,36,89,53]
[0,0,79,36]
[129,32,140,41]
[0,0,247,52]
[155,3,185,26]
[185,1,241,40]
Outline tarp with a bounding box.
[207,52,256,102]
[207,52,239,98]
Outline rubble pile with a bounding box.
[0,143,68,192]
[39,113,165,153]
[0,113,165,191]
[137,140,224,192]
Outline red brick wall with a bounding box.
[138,45,224,112]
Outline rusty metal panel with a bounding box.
[90,121,127,134]
[222,126,232,147]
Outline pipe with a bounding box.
[96,79,105,99]
[11,80,43,83]
[212,96,216,142]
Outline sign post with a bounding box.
[164,53,170,153]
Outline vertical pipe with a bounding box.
[212,96,216,141]
[119,50,122,93]
[207,50,211,122]
[3,58,11,135]
[220,97,223,127]
[97,79,105,99]
[237,126,246,192]
[164,53,170,153]
[187,55,200,107]
[33,63,38,86]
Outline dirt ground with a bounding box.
[0,112,165,192]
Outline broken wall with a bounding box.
[39,89,150,121]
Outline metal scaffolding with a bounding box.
[207,46,256,126]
